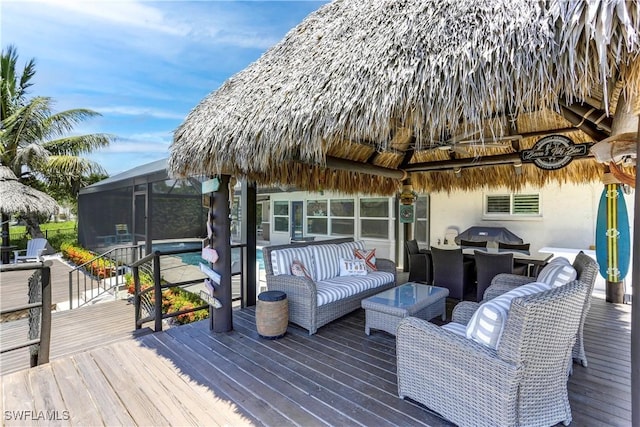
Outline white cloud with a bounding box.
[100,139,170,154]
[36,0,191,36]
[91,106,186,121]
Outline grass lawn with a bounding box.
[8,220,78,251]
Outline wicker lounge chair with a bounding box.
[397,280,589,427]
[484,252,599,366]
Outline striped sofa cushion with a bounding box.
[315,271,395,306]
[466,281,552,349]
[270,247,316,281]
[537,257,577,287]
[337,240,366,260]
[311,244,341,281]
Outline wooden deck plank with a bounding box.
[192,318,410,426]
[70,351,137,426]
[139,333,259,427]
[165,324,332,427]
[48,357,105,426]
[27,363,71,427]
[231,309,449,426]
[1,300,137,375]
[89,345,172,426]
[0,290,632,427]
[112,340,227,426]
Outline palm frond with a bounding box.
[43,155,106,178]
[43,109,102,138]
[43,133,114,156]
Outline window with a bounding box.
[414,196,429,243]
[307,199,327,234]
[360,198,389,239]
[273,201,289,232]
[330,199,354,236]
[485,193,540,218]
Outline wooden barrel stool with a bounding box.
[256,291,288,339]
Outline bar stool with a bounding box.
[256,291,288,339]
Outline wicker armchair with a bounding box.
[484,251,599,366]
[397,280,589,427]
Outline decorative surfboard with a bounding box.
[595,183,631,282]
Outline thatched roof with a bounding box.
[170,0,639,195]
[0,166,59,216]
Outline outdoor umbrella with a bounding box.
[0,166,59,255]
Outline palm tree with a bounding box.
[1,45,114,238]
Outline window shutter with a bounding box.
[513,194,540,214]
[486,195,510,214]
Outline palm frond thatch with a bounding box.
[0,166,59,216]
[170,0,639,194]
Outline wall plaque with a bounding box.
[520,135,591,170]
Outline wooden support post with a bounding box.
[241,180,257,307]
[38,262,52,365]
[153,251,162,332]
[210,174,233,332]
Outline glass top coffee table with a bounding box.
[361,282,449,336]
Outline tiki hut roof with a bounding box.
[170,0,639,195]
[0,166,59,216]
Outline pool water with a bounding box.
[152,242,265,270]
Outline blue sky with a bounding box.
[2,0,328,176]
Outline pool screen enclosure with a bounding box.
[78,159,207,253]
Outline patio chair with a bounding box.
[115,224,132,243]
[484,251,599,367]
[405,240,432,284]
[459,239,487,248]
[430,246,474,300]
[13,238,48,263]
[443,227,459,245]
[397,280,589,427]
[498,241,531,275]
[473,250,513,302]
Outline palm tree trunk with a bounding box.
[23,213,45,239]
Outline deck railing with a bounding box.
[131,244,250,332]
[68,244,142,309]
[0,261,52,367]
[131,249,207,331]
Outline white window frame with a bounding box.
[483,193,542,220]
[272,200,290,232]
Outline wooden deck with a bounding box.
[0,292,632,426]
[1,259,140,375]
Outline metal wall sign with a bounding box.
[520,135,592,170]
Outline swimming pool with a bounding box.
[152,242,265,270]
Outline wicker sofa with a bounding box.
[263,238,396,335]
[483,251,599,366]
[396,280,589,427]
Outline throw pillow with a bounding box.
[290,260,312,279]
[537,257,577,287]
[354,249,377,271]
[339,258,368,277]
[466,281,552,349]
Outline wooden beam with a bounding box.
[562,102,613,133]
[325,156,406,179]
[559,106,609,141]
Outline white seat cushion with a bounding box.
[466,281,552,349]
[537,257,577,287]
[316,271,395,306]
[271,247,316,280]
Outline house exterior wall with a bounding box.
[264,182,635,287]
[429,182,634,253]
